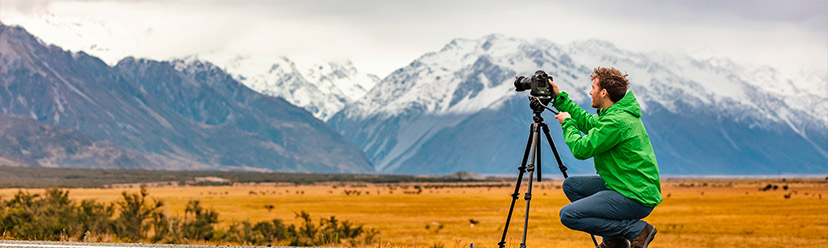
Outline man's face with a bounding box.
[589,78,604,108]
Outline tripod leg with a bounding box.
[498,124,537,248]
[540,123,568,179]
[541,123,599,247]
[536,133,542,182]
[520,126,540,248]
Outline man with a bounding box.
[548,67,661,248]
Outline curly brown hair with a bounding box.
[590,67,629,102]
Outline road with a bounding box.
[0,240,299,248]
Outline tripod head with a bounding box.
[528,96,558,115]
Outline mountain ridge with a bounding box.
[0,23,373,173]
[2,21,824,174]
[327,34,827,175]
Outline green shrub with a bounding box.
[0,187,379,246]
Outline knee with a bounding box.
[562,177,579,201]
[559,205,580,229]
[562,177,576,194]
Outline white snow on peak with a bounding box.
[213,55,379,121]
[303,60,380,102]
[170,55,217,73]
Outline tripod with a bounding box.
[497,97,599,248]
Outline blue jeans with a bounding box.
[559,175,654,241]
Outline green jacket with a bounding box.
[553,91,662,207]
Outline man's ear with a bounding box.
[601,88,608,98]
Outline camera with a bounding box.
[515,70,556,114]
[514,70,554,98]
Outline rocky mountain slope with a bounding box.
[0,23,372,173]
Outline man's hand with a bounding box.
[555,112,571,125]
[547,79,561,96]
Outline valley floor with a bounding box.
[0,178,825,248]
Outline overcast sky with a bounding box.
[1,0,826,77]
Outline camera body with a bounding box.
[514,70,554,98]
[515,70,555,113]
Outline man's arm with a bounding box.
[548,79,597,133]
[561,117,627,160]
[553,91,598,133]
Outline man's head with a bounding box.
[589,67,629,109]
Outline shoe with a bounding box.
[630,224,657,248]
[598,238,630,248]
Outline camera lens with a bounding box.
[514,76,530,91]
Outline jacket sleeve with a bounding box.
[553,92,597,133]
[561,117,627,160]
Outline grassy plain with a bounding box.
[0,178,825,248]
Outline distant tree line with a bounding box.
[0,186,378,246]
[0,165,491,188]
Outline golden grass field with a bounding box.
[1,178,826,248]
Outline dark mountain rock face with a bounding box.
[0,114,149,169]
[0,24,372,173]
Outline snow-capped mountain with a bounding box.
[0,14,384,122]
[328,34,828,175]
[4,14,823,175]
[0,23,373,173]
[219,55,380,121]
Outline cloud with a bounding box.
[1,0,52,14]
[0,0,825,77]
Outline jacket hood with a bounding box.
[603,91,642,118]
